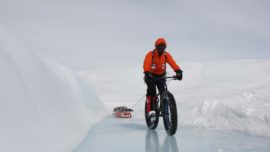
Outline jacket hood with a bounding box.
[155,37,167,47]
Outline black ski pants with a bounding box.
[145,76,165,96]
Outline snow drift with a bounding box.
[175,61,270,137]
[191,89,270,136]
[0,26,104,152]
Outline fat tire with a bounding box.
[162,92,178,135]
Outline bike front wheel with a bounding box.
[162,92,178,135]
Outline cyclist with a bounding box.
[143,37,183,112]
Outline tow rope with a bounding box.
[113,76,173,118]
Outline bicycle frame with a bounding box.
[145,75,178,135]
[154,76,176,116]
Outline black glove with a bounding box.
[145,72,153,78]
[144,72,153,82]
[175,70,183,80]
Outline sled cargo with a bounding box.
[113,106,133,118]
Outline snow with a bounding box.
[0,26,105,152]
[191,90,270,136]
[74,60,270,151]
[1,0,270,151]
[178,61,270,136]
[78,60,270,138]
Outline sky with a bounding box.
[0,0,270,70]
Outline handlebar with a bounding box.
[164,76,177,79]
[153,75,178,80]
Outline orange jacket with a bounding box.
[143,50,181,75]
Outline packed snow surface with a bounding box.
[74,117,270,152]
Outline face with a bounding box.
[156,43,166,55]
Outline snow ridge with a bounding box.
[0,26,104,152]
[191,89,270,136]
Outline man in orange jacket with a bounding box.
[143,37,183,112]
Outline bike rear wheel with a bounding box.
[145,98,159,129]
[162,92,178,135]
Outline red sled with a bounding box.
[113,106,133,118]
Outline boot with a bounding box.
[146,96,152,113]
[147,96,157,112]
[151,96,157,110]
[146,96,155,112]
